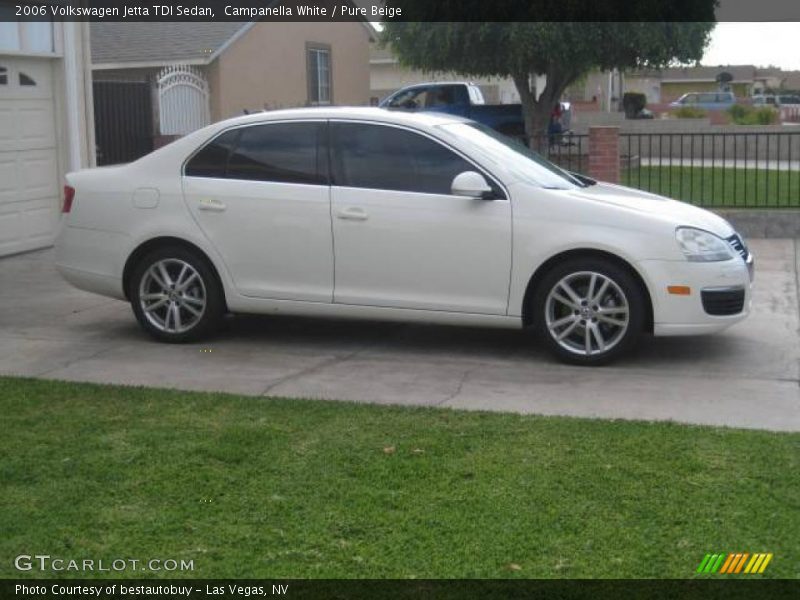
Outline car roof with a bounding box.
[209,106,472,130]
[148,107,474,166]
[394,81,474,88]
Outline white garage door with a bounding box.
[0,57,59,256]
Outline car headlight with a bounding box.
[675,227,734,262]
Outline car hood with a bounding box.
[564,181,735,237]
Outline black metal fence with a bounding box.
[530,133,588,174]
[619,132,800,208]
[93,80,154,166]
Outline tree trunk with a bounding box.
[512,73,537,148]
[512,71,571,150]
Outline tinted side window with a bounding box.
[331,123,478,195]
[226,122,325,185]
[185,130,240,178]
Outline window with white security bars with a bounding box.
[307,44,332,105]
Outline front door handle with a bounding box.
[198,198,227,212]
[335,207,368,221]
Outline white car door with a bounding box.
[182,121,333,302]
[329,121,512,315]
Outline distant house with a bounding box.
[570,65,772,108]
[653,65,758,103]
[0,18,94,257]
[90,19,373,163]
[766,69,800,92]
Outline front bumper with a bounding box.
[639,254,753,337]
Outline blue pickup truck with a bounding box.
[379,81,570,138]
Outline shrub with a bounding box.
[753,107,778,125]
[727,104,778,125]
[728,104,748,120]
[673,106,707,119]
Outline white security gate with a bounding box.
[157,65,210,136]
[0,57,59,256]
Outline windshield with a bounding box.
[438,122,586,189]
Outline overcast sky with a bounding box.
[702,22,800,70]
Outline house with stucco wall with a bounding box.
[90,18,373,164]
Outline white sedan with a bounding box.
[55,108,753,365]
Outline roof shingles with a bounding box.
[91,22,247,65]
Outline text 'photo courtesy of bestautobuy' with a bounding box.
[1,0,799,597]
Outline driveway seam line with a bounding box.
[33,343,126,378]
[260,348,364,396]
[437,368,473,407]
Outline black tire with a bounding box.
[128,245,224,343]
[532,257,646,366]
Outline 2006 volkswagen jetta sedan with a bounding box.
[55,108,754,365]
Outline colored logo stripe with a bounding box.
[756,553,773,574]
[703,552,773,574]
[696,553,726,573]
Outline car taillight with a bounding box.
[63,185,75,213]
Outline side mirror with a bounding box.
[451,171,495,199]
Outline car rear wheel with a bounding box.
[129,246,223,343]
[533,258,645,365]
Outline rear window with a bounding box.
[468,85,485,105]
[185,122,326,185]
[184,130,239,178]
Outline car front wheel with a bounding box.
[533,258,645,365]
[129,246,223,343]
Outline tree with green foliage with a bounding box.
[382,18,717,144]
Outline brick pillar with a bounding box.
[588,126,620,183]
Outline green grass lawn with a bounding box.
[621,166,800,208]
[1,376,798,579]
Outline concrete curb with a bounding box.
[714,209,800,238]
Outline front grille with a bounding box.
[726,234,749,260]
[701,288,746,316]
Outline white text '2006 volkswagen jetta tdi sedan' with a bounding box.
[55,108,754,365]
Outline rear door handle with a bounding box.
[198,198,227,212]
[336,207,368,221]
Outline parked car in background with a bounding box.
[55,108,753,365]
[752,94,800,107]
[752,94,776,107]
[670,91,736,111]
[379,81,571,138]
[777,94,800,107]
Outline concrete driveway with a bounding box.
[1,240,798,432]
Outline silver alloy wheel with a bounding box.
[544,271,630,357]
[138,258,207,334]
